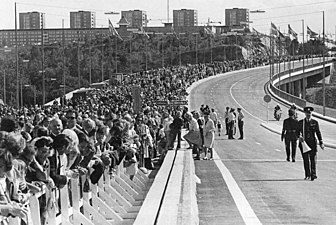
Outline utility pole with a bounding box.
[15,2,19,108]
[62,19,66,106]
[3,69,5,105]
[42,16,45,105]
[77,31,81,89]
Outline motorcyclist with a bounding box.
[274,104,281,120]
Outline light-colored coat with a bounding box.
[203,118,215,148]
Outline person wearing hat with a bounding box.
[298,106,324,181]
[281,109,299,162]
[237,108,245,140]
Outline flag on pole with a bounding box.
[271,22,279,36]
[108,19,123,40]
[307,26,318,38]
[139,26,150,39]
[271,22,285,40]
[171,27,180,40]
[204,26,215,38]
[288,24,298,39]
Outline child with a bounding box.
[217,120,222,136]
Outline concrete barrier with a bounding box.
[0,159,153,225]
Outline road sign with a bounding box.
[156,100,169,106]
[171,100,188,106]
[263,94,271,103]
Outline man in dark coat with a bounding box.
[281,109,299,162]
[298,107,324,181]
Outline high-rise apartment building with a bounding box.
[225,8,249,28]
[19,12,45,29]
[70,11,96,29]
[121,10,147,28]
[173,9,198,27]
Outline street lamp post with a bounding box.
[192,33,199,64]
[322,11,326,116]
[2,49,12,105]
[24,84,36,106]
[21,59,29,108]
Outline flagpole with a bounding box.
[145,39,148,71]
[302,20,305,72]
[179,38,181,66]
[77,31,81,89]
[210,37,213,63]
[115,37,118,73]
[62,19,66,106]
[101,28,104,82]
[195,34,198,64]
[269,27,272,82]
[322,11,326,116]
[130,38,132,74]
[162,36,164,67]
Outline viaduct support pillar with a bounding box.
[302,77,307,99]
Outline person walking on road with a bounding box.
[298,107,324,181]
[237,108,244,140]
[203,111,215,160]
[281,109,299,162]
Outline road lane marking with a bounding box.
[229,75,265,122]
[255,142,261,145]
[213,150,262,225]
[275,149,282,152]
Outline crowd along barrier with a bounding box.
[0,158,153,225]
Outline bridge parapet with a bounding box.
[268,59,334,109]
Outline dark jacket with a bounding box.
[281,117,299,141]
[48,153,68,188]
[170,117,184,130]
[298,118,323,151]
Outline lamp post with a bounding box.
[192,33,199,64]
[2,49,12,105]
[21,59,29,108]
[24,84,36,106]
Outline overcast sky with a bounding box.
[1,0,336,37]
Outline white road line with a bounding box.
[274,149,282,152]
[255,142,261,145]
[213,150,262,225]
[229,75,265,122]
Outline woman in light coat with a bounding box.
[203,112,215,160]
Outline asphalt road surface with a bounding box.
[190,59,336,225]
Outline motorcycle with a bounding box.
[274,109,282,121]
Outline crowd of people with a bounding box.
[0,58,265,223]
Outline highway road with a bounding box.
[189,60,336,224]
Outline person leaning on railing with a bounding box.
[0,149,28,220]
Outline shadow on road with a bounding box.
[242,178,305,182]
